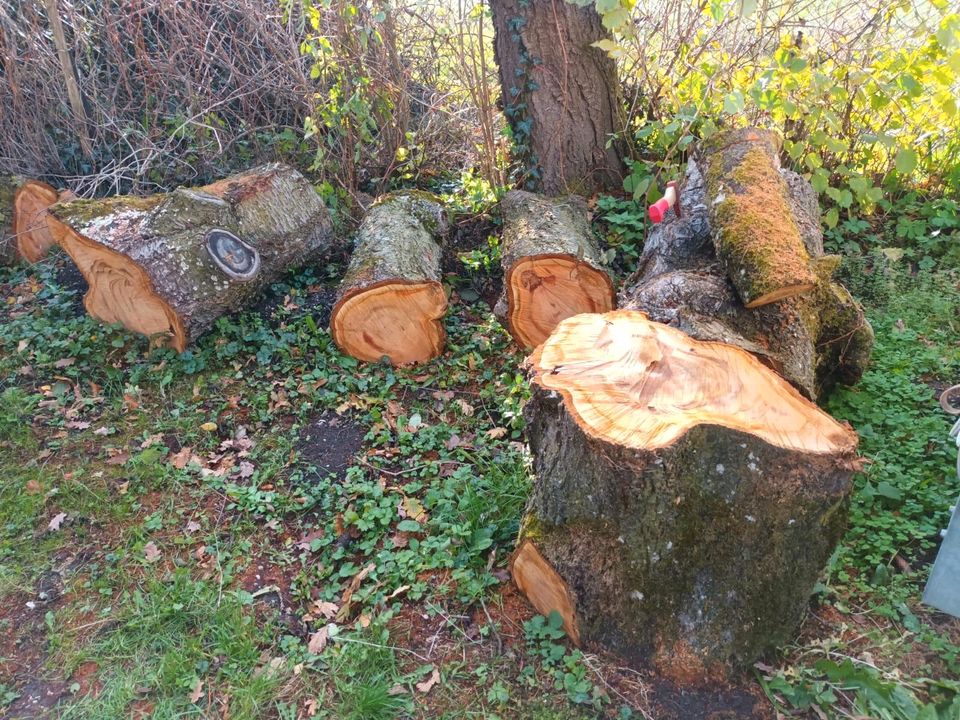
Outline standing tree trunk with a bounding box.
[490,0,625,196]
[47,164,334,351]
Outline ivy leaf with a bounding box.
[895,148,918,175]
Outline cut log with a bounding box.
[514,310,860,679]
[700,128,816,308]
[622,149,872,401]
[47,164,334,351]
[330,192,449,365]
[494,191,615,349]
[0,177,61,265]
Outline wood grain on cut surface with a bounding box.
[496,191,615,349]
[531,310,857,454]
[48,164,334,351]
[13,180,59,263]
[506,255,614,349]
[331,281,447,365]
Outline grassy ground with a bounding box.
[0,226,958,719]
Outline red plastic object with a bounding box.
[648,197,671,223]
[647,182,679,224]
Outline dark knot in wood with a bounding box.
[205,228,260,281]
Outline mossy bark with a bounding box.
[329,192,449,365]
[622,155,873,401]
[699,128,816,308]
[49,164,334,351]
[495,190,615,348]
[518,382,857,679]
[334,192,448,298]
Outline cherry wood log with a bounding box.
[622,153,872,401]
[0,177,62,265]
[513,310,860,679]
[494,191,615,349]
[330,192,449,365]
[47,164,334,351]
[700,128,816,308]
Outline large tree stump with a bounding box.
[47,164,334,351]
[622,141,872,401]
[0,177,61,265]
[494,191,615,349]
[513,310,860,679]
[329,192,449,366]
[700,128,816,308]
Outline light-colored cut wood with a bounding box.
[330,280,447,365]
[48,164,334,350]
[505,254,614,349]
[0,177,57,264]
[510,539,580,645]
[531,310,857,454]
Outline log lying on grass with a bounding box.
[47,164,333,351]
[494,191,615,349]
[513,310,860,679]
[623,138,872,401]
[700,128,816,308]
[330,192,449,365]
[0,176,62,265]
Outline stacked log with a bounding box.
[329,192,449,365]
[494,191,615,349]
[47,164,334,351]
[0,176,63,265]
[513,310,860,678]
[621,129,873,400]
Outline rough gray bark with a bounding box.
[489,0,625,196]
[494,190,615,349]
[48,164,334,351]
[621,157,872,401]
[330,192,449,365]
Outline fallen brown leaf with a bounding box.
[416,667,440,694]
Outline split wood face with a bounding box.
[530,310,858,455]
[13,180,59,263]
[505,254,614,349]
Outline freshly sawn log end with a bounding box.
[702,128,816,308]
[330,192,449,366]
[48,164,334,351]
[497,191,615,349]
[514,310,859,678]
[1,177,61,265]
